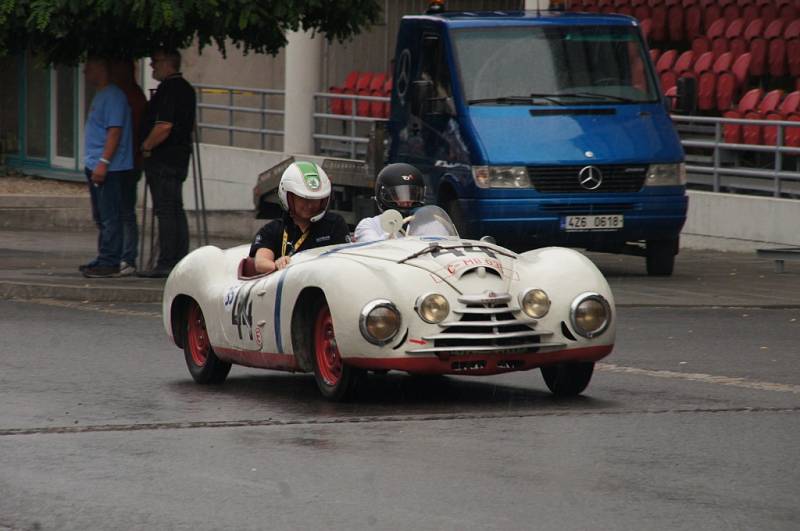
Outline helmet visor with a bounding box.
[378,184,426,208]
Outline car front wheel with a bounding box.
[541,362,594,397]
[312,301,362,401]
[184,301,231,384]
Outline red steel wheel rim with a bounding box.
[187,304,209,367]
[314,305,342,386]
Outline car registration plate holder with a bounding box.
[561,214,624,232]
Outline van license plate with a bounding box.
[561,215,623,232]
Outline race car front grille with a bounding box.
[406,292,565,357]
[528,165,647,193]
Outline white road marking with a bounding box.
[598,363,800,395]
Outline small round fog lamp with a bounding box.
[416,293,450,324]
[519,288,550,319]
[360,300,401,345]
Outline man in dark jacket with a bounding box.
[138,48,196,278]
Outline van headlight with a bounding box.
[472,166,532,189]
[415,293,450,323]
[645,163,686,186]
[360,300,401,345]
[519,288,550,319]
[570,293,611,338]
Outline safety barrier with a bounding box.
[312,92,391,159]
[194,84,285,150]
[673,114,800,198]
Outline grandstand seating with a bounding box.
[328,70,393,119]
[763,90,800,145]
[742,88,784,143]
[722,87,764,142]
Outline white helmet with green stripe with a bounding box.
[278,161,332,223]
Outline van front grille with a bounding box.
[528,165,647,193]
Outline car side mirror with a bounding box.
[379,209,404,238]
[674,77,697,115]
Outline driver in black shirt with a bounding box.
[249,161,349,274]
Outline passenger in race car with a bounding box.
[354,163,426,242]
[249,161,350,274]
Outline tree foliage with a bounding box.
[0,0,382,64]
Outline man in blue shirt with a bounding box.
[80,57,134,278]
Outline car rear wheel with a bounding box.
[312,301,362,401]
[184,301,231,384]
[646,238,678,276]
[541,362,594,397]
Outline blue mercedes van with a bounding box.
[387,10,688,275]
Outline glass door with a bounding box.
[50,65,78,169]
[25,52,49,161]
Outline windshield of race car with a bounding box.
[406,205,460,239]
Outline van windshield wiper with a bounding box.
[467,95,565,106]
[555,91,639,103]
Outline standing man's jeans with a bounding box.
[84,167,124,267]
[120,170,141,267]
[146,161,189,270]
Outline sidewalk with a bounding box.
[1,228,798,306]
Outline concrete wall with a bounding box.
[682,190,800,252]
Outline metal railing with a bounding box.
[672,114,800,198]
[313,92,390,159]
[194,84,285,150]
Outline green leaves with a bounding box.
[0,0,381,64]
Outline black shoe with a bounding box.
[137,268,172,278]
[78,261,98,273]
[83,265,120,278]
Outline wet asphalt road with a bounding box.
[0,298,798,531]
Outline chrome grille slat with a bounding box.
[407,342,567,355]
[453,307,519,315]
[457,292,512,305]
[423,330,551,341]
[438,318,536,328]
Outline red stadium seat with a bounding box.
[716,52,753,110]
[650,48,662,64]
[692,18,727,57]
[698,52,734,111]
[723,3,741,22]
[634,3,652,21]
[785,115,800,148]
[366,72,386,118]
[667,2,685,42]
[354,72,374,117]
[656,48,678,73]
[783,20,800,78]
[650,4,668,42]
[329,71,359,115]
[763,91,800,146]
[685,4,704,41]
[673,50,696,76]
[743,89,784,144]
[723,88,764,143]
[759,2,777,25]
[640,18,653,42]
[741,1,760,21]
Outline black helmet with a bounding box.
[374,163,426,217]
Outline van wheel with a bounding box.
[541,362,594,397]
[443,198,466,237]
[646,239,678,276]
[184,302,231,384]
[312,300,363,401]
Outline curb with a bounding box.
[0,280,163,303]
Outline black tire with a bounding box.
[183,302,231,384]
[311,300,363,401]
[442,198,467,238]
[646,238,678,276]
[541,362,595,397]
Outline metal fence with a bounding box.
[673,114,800,198]
[194,84,285,150]
[313,92,391,159]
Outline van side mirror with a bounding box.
[674,77,697,115]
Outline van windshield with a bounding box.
[452,25,658,105]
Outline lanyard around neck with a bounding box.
[281,227,310,257]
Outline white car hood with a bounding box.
[322,238,519,294]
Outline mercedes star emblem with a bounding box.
[578,166,603,190]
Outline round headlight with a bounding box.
[570,293,611,338]
[519,288,550,319]
[359,300,401,345]
[415,293,450,324]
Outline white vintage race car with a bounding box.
[162,206,615,400]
